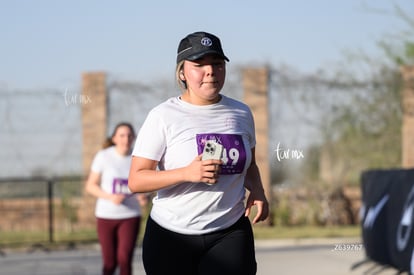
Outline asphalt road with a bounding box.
[0,238,400,275]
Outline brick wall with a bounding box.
[0,198,94,232]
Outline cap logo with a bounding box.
[201,37,212,47]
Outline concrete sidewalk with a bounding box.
[254,238,397,275]
[0,238,398,275]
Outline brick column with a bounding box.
[401,66,414,168]
[81,72,108,176]
[242,67,272,225]
[78,72,107,227]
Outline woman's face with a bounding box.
[182,54,226,105]
[112,125,135,153]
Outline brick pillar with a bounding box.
[401,66,414,168]
[242,67,272,225]
[79,72,107,227]
[81,72,108,176]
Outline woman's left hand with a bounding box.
[245,190,269,224]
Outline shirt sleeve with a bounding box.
[90,150,104,173]
[132,108,167,161]
[246,107,256,149]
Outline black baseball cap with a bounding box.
[176,31,229,64]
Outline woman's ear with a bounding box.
[179,71,186,81]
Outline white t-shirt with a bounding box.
[91,146,141,219]
[132,95,255,234]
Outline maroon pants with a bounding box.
[97,216,141,275]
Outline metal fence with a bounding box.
[0,176,89,249]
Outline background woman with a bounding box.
[86,122,147,275]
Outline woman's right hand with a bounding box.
[184,155,222,185]
[128,156,222,193]
[108,193,126,205]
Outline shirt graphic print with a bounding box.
[112,178,130,194]
[196,133,246,174]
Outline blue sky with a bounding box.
[1,0,412,90]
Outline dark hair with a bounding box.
[102,122,136,149]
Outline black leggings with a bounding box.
[142,215,257,275]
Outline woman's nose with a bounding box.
[205,65,214,76]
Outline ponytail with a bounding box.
[102,137,115,149]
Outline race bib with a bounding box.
[196,133,246,174]
[112,178,130,194]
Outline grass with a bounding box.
[253,224,361,239]
[0,229,98,249]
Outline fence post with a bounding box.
[47,179,54,243]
